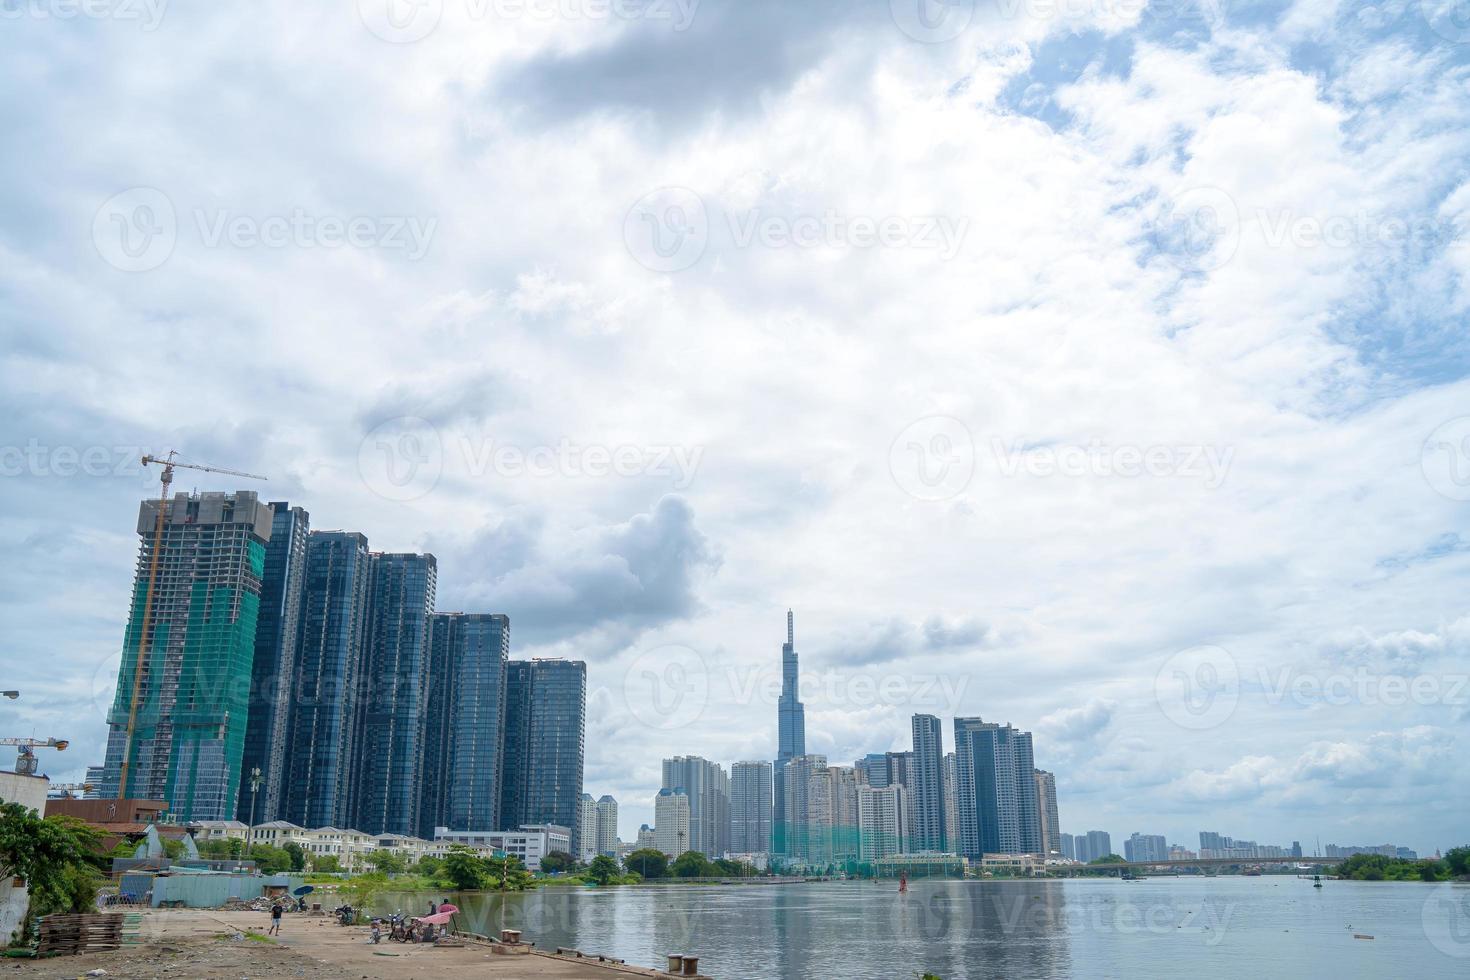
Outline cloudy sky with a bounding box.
[3,0,1469,854]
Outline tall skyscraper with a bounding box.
[102,492,274,821]
[1060,832,1076,861]
[237,502,309,825]
[661,756,730,857]
[730,761,773,854]
[773,610,806,856]
[779,753,826,862]
[654,789,690,857]
[420,612,509,837]
[282,530,371,830]
[595,795,619,856]
[353,552,436,836]
[1034,769,1060,858]
[499,659,587,853]
[952,718,1042,859]
[910,714,946,852]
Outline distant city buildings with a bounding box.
[1074,830,1113,863]
[1324,843,1418,860]
[1197,831,1297,860]
[1124,832,1168,863]
[662,756,730,858]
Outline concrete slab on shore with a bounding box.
[6,908,704,979]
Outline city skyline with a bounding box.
[40,521,1465,851]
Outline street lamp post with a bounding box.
[249,767,262,827]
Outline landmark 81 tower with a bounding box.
[773,609,806,856]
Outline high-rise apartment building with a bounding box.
[661,756,730,858]
[281,530,371,829]
[730,761,773,854]
[420,612,509,838]
[855,753,888,788]
[779,753,826,863]
[1034,769,1060,858]
[237,502,309,825]
[942,752,960,853]
[910,714,946,852]
[1125,832,1167,863]
[1060,832,1076,861]
[952,718,1041,859]
[578,794,599,862]
[773,610,806,856]
[1075,830,1112,863]
[353,552,436,836]
[858,782,909,861]
[826,765,865,865]
[102,492,274,821]
[499,659,587,853]
[595,795,619,856]
[654,789,691,857]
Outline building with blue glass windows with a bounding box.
[236,502,309,825]
[420,612,509,839]
[352,552,436,836]
[498,658,586,854]
[281,530,372,830]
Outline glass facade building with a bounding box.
[499,659,587,853]
[953,718,1041,859]
[282,530,371,830]
[420,612,509,837]
[236,502,309,824]
[773,610,806,856]
[353,552,437,836]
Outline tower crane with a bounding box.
[2,737,68,776]
[116,452,267,798]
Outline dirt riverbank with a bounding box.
[6,908,696,979]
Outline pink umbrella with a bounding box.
[436,904,459,914]
[421,910,455,926]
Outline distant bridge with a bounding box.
[1053,856,1333,874]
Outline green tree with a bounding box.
[443,846,488,889]
[626,849,668,880]
[364,849,408,874]
[0,804,103,919]
[413,855,443,879]
[247,844,293,874]
[283,841,307,872]
[341,871,388,910]
[586,855,620,885]
[310,854,342,873]
[198,837,246,860]
[539,850,576,874]
[1445,846,1470,877]
[670,851,714,878]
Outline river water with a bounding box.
[380,877,1469,979]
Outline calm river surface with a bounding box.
[381,877,1469,979]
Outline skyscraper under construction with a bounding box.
[101,492,275,821]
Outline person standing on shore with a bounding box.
[268,902,283,936]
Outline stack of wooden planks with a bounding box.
[36,912,141,956]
